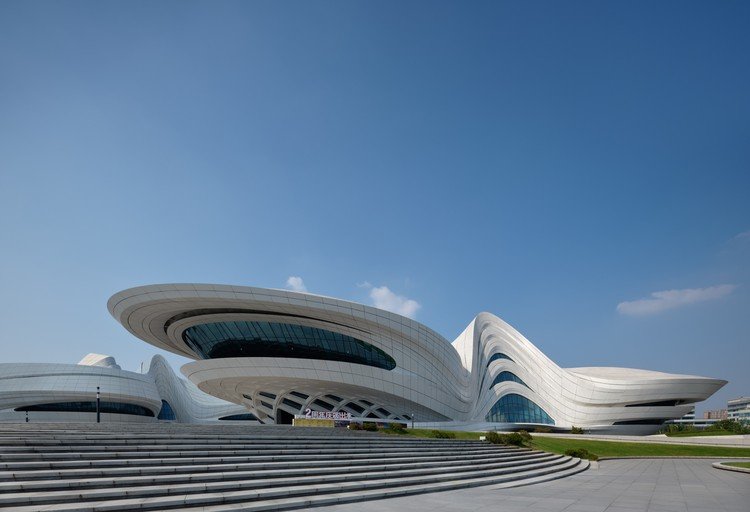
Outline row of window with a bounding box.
[183,321,397,370]
[248,390,397,420]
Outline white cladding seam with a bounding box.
[108,284,727,433]
[0,354,250,423]
[146,354,251,423]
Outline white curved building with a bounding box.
[0,353,253,423]
[108,284,727,434]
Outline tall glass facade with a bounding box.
[489,371,529,389]
[485,393,554,424]
[182,321,396,370]
[157,400,176,420]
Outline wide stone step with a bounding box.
[0,446,528,472]
[0,454,567,505]
[0,439,488,452]
[0,434,477,446]
[191,459,591,512]
[0,443,510,462]
[1,457,583,511]
[0,456,578,511]
[0,423,588,511]
[0,449,539,483]
[0,451,556,492]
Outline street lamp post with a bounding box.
[96,386,100,424]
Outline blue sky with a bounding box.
[1,1,748,415]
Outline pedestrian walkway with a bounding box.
[314,458,750,512]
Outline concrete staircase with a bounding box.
[0,423,588,511]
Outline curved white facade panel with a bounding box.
[0,361,161,423]
[0,354,251,424]
[146,354,254,423]
[109,284,727,433]
[453,313,725,433]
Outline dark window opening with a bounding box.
[613,419,668,425]
[282,398,302,410]
[344,402,365,414]
[487,353,514,365]
[219,413,258,421]
[15,402,154,418]
[276,408,295,425]
[625,400,687,407]
[312,399,333,411]
[489,371,530,390]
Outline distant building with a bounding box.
[665,407,722,430]
[703,409,728,420]
[666,407,696,427]
[728,397,750,424]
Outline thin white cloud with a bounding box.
[617,284,736,316]
[285,276,307,292]
[733,230,750,240]
[361,283,421,319]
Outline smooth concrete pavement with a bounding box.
[313,459,750,512]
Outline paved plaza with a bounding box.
[314,459,750,512]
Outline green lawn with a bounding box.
[530,437,750,458]
[382,429,750,459]
[724,461,750,469]
[666,430,738,437]
[382,428,484,441]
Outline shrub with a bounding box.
[517,430,532,442]
[565,448,598,461]
[570,426,585,434]
[347,422,362,430]
[362,422,379,432]
[485,431,529,447]
[661,420,750,436]
[485,431,502,444]
[505,432,526,446]
[661,423,695,434]
[429,429,456,439]
[533,426,553,433]
[710,420,750,435]
[387,422,407,433]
